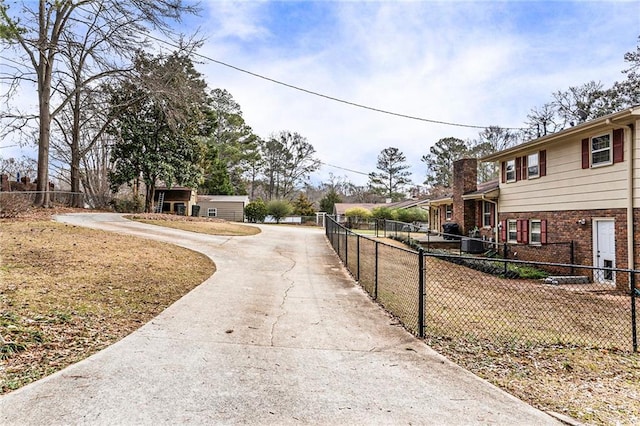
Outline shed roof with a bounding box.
[197,195,249,203]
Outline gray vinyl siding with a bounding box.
[499,133,630,213]
[198,201,245,221]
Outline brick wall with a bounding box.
[452,158,477,234]
[499,209,629,290]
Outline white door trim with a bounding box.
[592,218,616,284]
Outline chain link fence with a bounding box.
[326,216,638,352]
[0,191,84,217]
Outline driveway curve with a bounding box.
[0,213,561,425]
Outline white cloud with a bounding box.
[2,1,637,189]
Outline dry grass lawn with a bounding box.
[127,213,261,236]
[3,213,639,425]
[0,209,258,394]
[336,232,640,426]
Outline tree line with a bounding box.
[0,1,637,213]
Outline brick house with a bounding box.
[481,106,640,290]
[426,158,499,242]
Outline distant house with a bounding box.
[333,199,428,223]
[333,203,380,223]
[426,159,499,240]
[153,187,197,215]
[196,195,249,222]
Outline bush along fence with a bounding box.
[376,219,576,266]
[326,216,639,352]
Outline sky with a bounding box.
[1,0,638,188]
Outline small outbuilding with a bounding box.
[153,187,197,215]
[196,195,249,222]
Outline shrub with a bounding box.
[396,207,428,223]
[245,199,268,223]
[110,195,144,213]
[371,206,397,220]
[266,199,293,224]
[345,207,372,228]
[292,193,316,216]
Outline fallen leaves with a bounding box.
[1,219,214,394]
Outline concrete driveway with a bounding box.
[0,213,562,425]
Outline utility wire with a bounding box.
[320,161,370,176]
[146,34,527,131]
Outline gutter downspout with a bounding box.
[608,119,635,274]
[625,124,635,274]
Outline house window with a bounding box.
[527,153,539,178]
[530,220,542,244]
[505,159,516,182]
[591,133,612,166]
[207,208,217,217]
[482,202,492,227]
[445,204,453,220]
[507,220,517,242]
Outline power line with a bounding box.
[320,161,370,176]
[146,34,527,131]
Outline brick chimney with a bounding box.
[452,158,478,234]
[0,174,9,191]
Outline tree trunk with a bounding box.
[35,60,52,207]
[70,92,82,208]
[34,0,53,208]
[145,183,155,213]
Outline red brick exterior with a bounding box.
[0,174,37,191]
[452,158,478,235]
[498,209,630,290]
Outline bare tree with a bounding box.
[0,0,200,207]
[552,81,609,127]
[473,126,519,182]
[80,133,113,208]
[523,103,564,140]
[0,155,37,182]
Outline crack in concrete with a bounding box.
[269,248,297,347]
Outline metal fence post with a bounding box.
[418,248,425,338]
[632,272,638,352]
[345,226,349,270]
[336,221,340,256]
[356,234,361,282]
[503,242,508,275]
[570,241,575,275]
[374,241,379,300]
